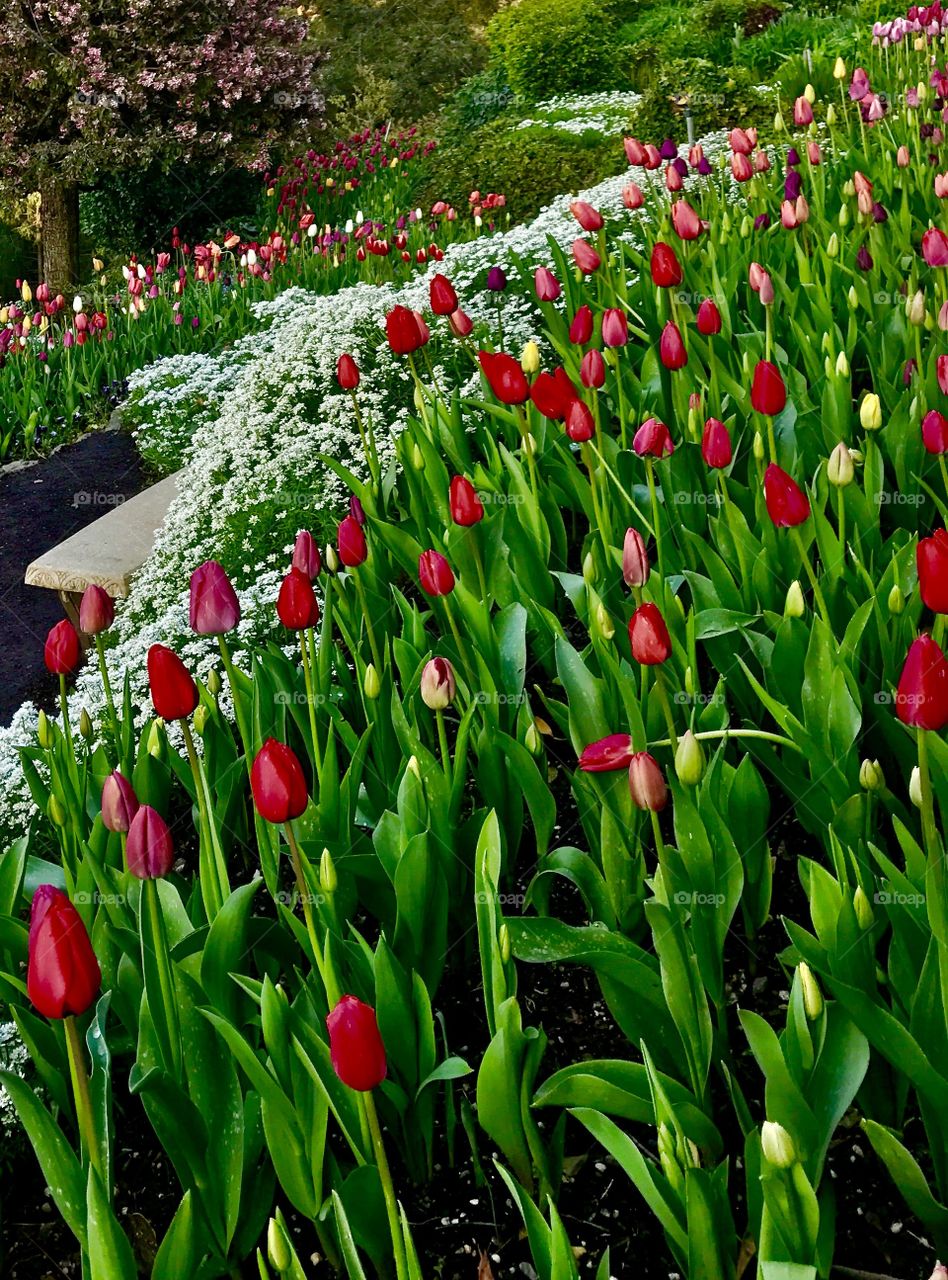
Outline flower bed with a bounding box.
[3,47,948,1279]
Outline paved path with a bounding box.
[0,430,147,725]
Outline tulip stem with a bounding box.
[654,669,679,754]
[648,727,803,753]
[64,1015,102,1185]
[916,730,941,861]
[58,674,75,760]
[284,821,339,1006]
[94,636,121,765]
[362,1090,409,1280]
[791,526,832,627]
[470,532,489,608]
[181,720,228,920]
[586,443,655,535]
[349,389,379,483]
[352,571,384,672]
[435,709,452,785]
[645,460,668,612]
[141,877,183,1080]
[218,637,253,779]
[299,632,323,783]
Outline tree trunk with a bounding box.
[38,177,80,292]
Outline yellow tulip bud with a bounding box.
[859,393,882,431]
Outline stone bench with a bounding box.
[24,471,181,631]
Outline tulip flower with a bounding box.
[696,298,722,335]
[629,602,672,664]
[336,353,360,390]
[623,528,650,588]
[565,399,594,443]
[530,369,576,421]
[429,273,458,315]
[449,308,473,338]
[624,136,647,165]
[580,349,606,389]
[896,635,948,731]
[486,266,507,292]
[750,361,787,416]
[578,733,635,771]
[922,227,948,266]
[28,886,100,1020]
[670,199,702,240]
[419,550,455,596]
[918,530,948,612]
[44,619,80,675]
[148,644,199,721]
[449,476,484,526]
[326,994,387,1090]
[729,127,754,154]
[385,304,427,355]
[338,514,368,566]
[292,530,322,579]
[251,738,309,823]
[570,200,604,232]
[569,305,594,345]
[633,418,674,458]
[923,408,948,453]
[572,240,601,273]
[628,752,668,811]
[601,308,628,348]
[126,805,175,879]
[732,153,754,182]
[79,584,114,635]
[101,769,139,833]
[659,321,687,370]
[189,560,240,635]
[793,96,814,126]
[534,267,561,301]
[479,350,529,404]
[623,183,644,209]
[650,242,683,287]
[701,418,732,468]
[277,567,320,629]
[764,464,811,527]
[420,656,456,709]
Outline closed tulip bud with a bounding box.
[595,603,614,640]
[835,350,849,378]
[499,923,511,963]
[420,656,456,709]
[798,962,823,1020]
[765,464,811,527]
[684,665,695,697]
[429,273,458,316]
[338,514,367,567]
[785,580,805,617]
[859,758,885,791]
[189,560,240,635]
[411,442,425,471]
[268,1217,293,1272]
[825,104,837,125]
[126,804,174,879]
[520,341,540,375]
[827,442,855,487]
[629,602,672,665]
[888,583,905,614]
[675,730,705,785]
[839,205,850,227]
[927,1266,948,1280]
[37,709,51,749]
[907,290,926,326]
[523,431,537,457]
[79,708,93,740]
[622,528,650,588]
[101,769,139,832]
[207,667,222,696]
[277,567,320,630]
[774,111,785,131]
[524,721,541,755]
[48,794,67,827]
[44,619,81,675]
[761,1121,796,1168]
[326,994,387,1091]
[910,765,924,808]
[753,431,765,461]
[419,549,455,596]
[833,56,847,79]
[319,848,338,895]
[363,664,381,700]
[251,738,308,824]
[582,551,596,583]
[27,887,100,1020]
[79,584,115,635]
[896,635,948,731]
[336,354,359,390]
[628,752,668,811]
[292,530,321,579]
[825,232,839,259]
[147,644,198,721]
[193,703,209,734]
[848,285,858,309]
[854,885,874,929]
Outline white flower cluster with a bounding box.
[0,108,741,840]
[516,91,643,136]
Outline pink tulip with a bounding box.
[670,199,702,240]
[572,240,601,273]
[534,267,561,301]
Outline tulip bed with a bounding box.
[7,29,948,1280]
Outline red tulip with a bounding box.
[277,567,320,629]
[601,309,628,348]
[623,182,645,209]
[147,644,199,721]
[938,355,948,396]
[659,321,687,370]
[922,226,948,270]
[385,305,427,355]
[629,602,672,665]
[336,353,360,390]
[419,550,455,596]
[732,153,754,182]
[126,805,174,879]
[572,240,601,274]
[569,305,594,345]
[534,267,561,301]
[530,369,576,421]
[429,273,458,316]
[189,560,240,635]
[764,464,811,527]
[101,770,139,833]
[349,495,366,526]
[480,351,529,405]
[292,530,322,579]
[633,418,674,458]
[578,733,634,772]
[628,752,668,811]
[44,619,80,675]
[896,635,948,731]
[624,137,648,165]
[338,514,367,567]
[701,418,732,469]
[27,886,101,1020]
[570,200,604,232]
[251,738,308,823]
[565,398,594,442]
[580,349,606,389]
[326,994,387,1091]
[623,528,650,587]
[923,409,948,453]
[918,530,948,613]
[670,199,702,241]
[79,584,114,636]
[696,298,722,335]
[650,242,683,288]
[449,308,473,338]
[751,361,787,416]
[449,476,484,526]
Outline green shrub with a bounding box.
[487,0,627,100]
[629,58,768,141]
[441,65,519,140]
[734,10,855,76]
[417,117,625,223]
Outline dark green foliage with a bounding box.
[629,58,768,141]
[487,0,628,100]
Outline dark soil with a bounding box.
[0,426,147,726]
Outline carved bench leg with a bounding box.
[58,590,92,651]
